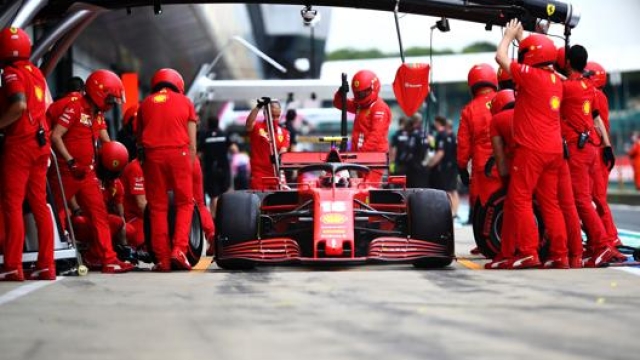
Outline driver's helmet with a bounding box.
[320,170,350,188]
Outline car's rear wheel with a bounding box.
[407,189,455,269]
[215,192,260,270]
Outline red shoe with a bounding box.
[25,266,57,280]
[470,246,481,255]
[510,255,541,269]
[612,238,623,247]
[541,257,569,269]
[0,268,24,282]
[171,250,192,271]
[584,247,614,268]
[102,259,134,274]
[569,256,583,269]
[609,248,627,263]
[82,254,104,271]
[485,257,511,270]
[152,262,171,272]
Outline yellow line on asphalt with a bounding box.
[457,257,483,270]
[192,256,213,272]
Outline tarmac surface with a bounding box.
[2,222,640,360]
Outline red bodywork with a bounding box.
[216,150,454,266]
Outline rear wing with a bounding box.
[280,151,389,170]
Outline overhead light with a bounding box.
[153,1,162,15]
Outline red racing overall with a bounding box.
[508,62,568,264]
[333,95,391,184]
[138,88,196,267]
[249,121,289,190]
[561,74,612,253]
[458,89,502,208]
[0,60,54,280]
[49,96,121,267]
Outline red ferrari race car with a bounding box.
[214,149,455,270]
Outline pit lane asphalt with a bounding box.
[2,225,640,360]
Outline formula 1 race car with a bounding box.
[214,149,455,270]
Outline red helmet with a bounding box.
[555,46,567,72]
[518,34,557,67]
[490,89,516,115]
[468,64,498,94]
[496,67,513,90]
[86,70,125,111]
[100,141,129,172]
[0,27,31,61]
[151,68,185,94]
[585,61,607,89]
[351,70,380,106]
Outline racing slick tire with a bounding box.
[407,189,455,269]
[214,191,260,270]
[474,188,548,259]
[143,199,204,267]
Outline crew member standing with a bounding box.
[427,116,458,216]
[495,20,568,269]
[585,61,621,246]
[333,70,392,184]
[246,98,289,190]
[561,46,621,265]
[50,69,133,274]
[389,117,410,175]
[0,27,55,281]
[457,63,502,249]
[137,68,197,271]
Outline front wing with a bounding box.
[216,236,454,266]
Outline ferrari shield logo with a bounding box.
[547,4,556,17]
[550,96,561,111]
[582,101,591,115]
[153,94,167,103]
[34,86,44,102]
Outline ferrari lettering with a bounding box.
[321,213,347,225]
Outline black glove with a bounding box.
[67,159,89,180]
[137,146,145,165]
[603,146,616,171]
[458,167,470,187]
[256,97,271,109]
[484,156,496,178]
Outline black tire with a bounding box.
[143,200,204,266]
[407,189,455,269]
[474,190,505,258]
[214,192,260,270]
[476,188,549,259]
[187,207,204,266]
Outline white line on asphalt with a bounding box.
[612,267,640,277]
[0,277,61,306]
